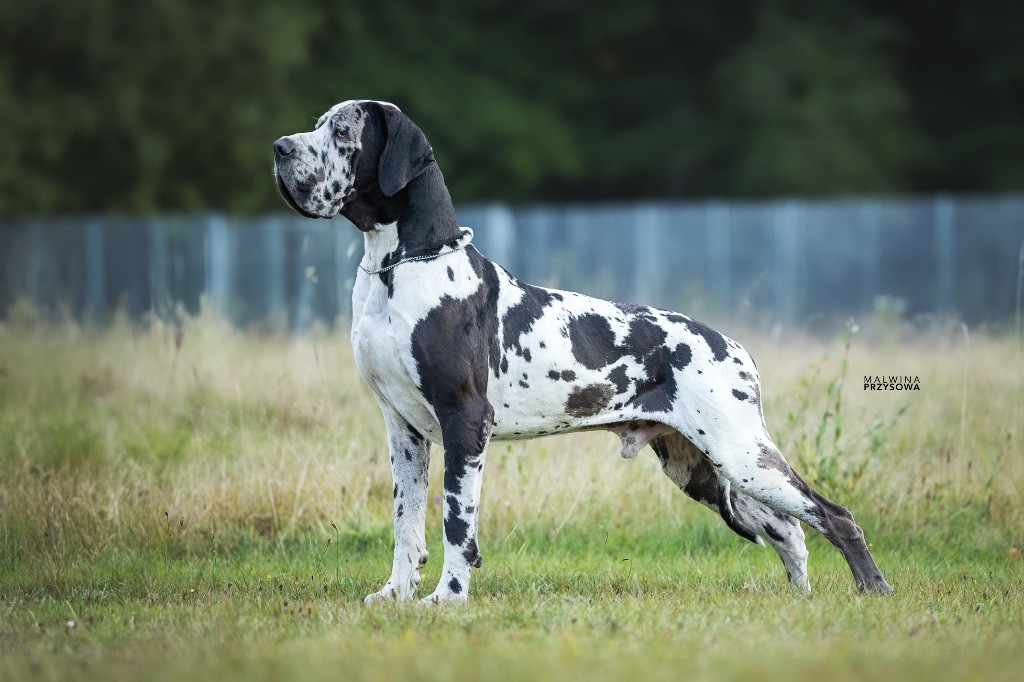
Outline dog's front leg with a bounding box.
[421,399,492,604]
[364,400,431,603]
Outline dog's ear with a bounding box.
[375,104,435,197]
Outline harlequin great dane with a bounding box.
[273,100,893,603]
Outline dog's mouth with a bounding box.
[275,170,322,220]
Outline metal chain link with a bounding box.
[357,232,473,275]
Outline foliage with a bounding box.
[780,321,911,499]
[1,0,1023,213]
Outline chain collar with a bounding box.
[358,228,474,275]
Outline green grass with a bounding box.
[1,312,1022,681]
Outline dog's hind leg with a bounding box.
[698,421,891,595]
[731,491,810,592]
[651,431,809,591]
[364,399,432,603]
[652,431,758,541]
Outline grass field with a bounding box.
[1,309,1022,681]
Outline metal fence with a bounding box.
[2,195,1023,332]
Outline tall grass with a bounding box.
[2,307,1023,681]
[1,307,1019,572]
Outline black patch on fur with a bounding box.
[622,317,678,413]
[716,483,759,543]
[567,311,686,413]
[607,364,630,393]
[377,251,403,297]
[447,266,455,281]
[478,259,502,380]
[672,343,692,369]
[407,425,423,445]
[444,495,470,546]
[683,318,730,362]
[626,358,675,412]
[763,523,786,543]
[622,315,667,353]
[567,313,620,370]
[682,458,719,506]
[565,383,614,417]
[756,442,790,476]
[732,389,749,401]
[560,370,576,382]
[502,284,559,360]
[463,538,482,568]
[448,577,462,594]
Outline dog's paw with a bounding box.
[418,591,468,605]
[363,572,420,604]
[788,576,812,596]
[860,578,894,597]
[418,579,469,605]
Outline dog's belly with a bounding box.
[488,340,658,440]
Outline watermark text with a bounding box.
[863,375,920,391]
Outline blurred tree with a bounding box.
[867,0,1024,191]
[0,0,1021,213]
[290,0,582,203]
[698,1,926,195]
[0,0,319,212]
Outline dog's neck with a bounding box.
[344,164,464,267]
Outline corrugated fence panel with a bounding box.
[2,196,1023,329]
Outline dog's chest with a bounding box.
[349,248,487,438]
[350,277,421,411]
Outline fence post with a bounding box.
[205,215,232,318]
[335,225,354,325]
[706,201,731,314]
[633,205,660,304]
[262,218,287,330]
[84,220,106,324]
[934,195,955,317]
[485,204,514,270]
[292,227,316,336]
[149,218,168,316]
[774,200,801,323]
[860,200,881,310]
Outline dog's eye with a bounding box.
[334,127,348,141]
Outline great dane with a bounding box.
[273,100,893,603]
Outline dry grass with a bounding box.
[0,309,1022,681]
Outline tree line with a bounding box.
[1,0,1022,213]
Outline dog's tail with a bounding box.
[717,478,763,545]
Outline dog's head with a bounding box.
[273,100,434,220]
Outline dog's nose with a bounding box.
[274,136,296,159]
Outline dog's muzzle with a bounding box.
[274,164,321,220]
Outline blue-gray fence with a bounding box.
[2,195,1023,331]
